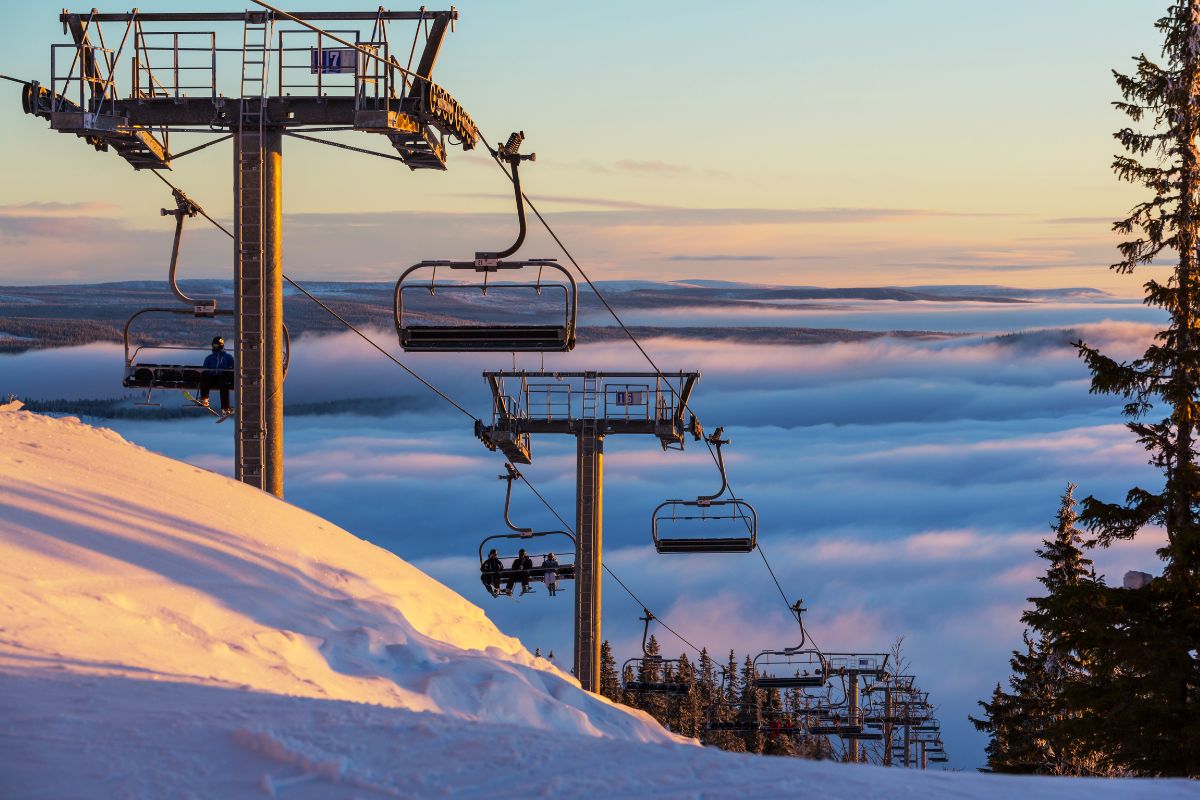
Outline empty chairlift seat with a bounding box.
[651,430,757,554]
[753,648,828,689]
[652,497,758,553]
[394,259,577,352]
[622,654,691,695]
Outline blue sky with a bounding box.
[0,0,1175,288]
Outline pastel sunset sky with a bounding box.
[0,0,1171,290]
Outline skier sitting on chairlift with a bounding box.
[481,549,504,597]
[198,336,234,415]
[542,552,560,597]
[505,548,533,595]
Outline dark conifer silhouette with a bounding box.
[1067,1,1200,774]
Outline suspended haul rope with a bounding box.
[142,168,706,658]
[145,171,480,421]
[477,132,808,631]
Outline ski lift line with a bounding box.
[281,274,479,421]
[148,171,234,239]
[143,152,708,662]
[146,171,479,421]
[284,130,410,164]
[479,132,807,632]
[512,466,706,657]
[477,131,734,499]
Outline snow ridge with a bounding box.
[3,405,1198,799]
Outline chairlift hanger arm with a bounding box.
[639,609,656,657]
[477,132,536,262]
[501,463,534,535]
[161,189,216,312]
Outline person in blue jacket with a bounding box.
[198,335,235,414]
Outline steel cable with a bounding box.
[144,167,703,660]
[478,133,807,632]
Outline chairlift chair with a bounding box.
[122,188,290,401]
[809,718,864,737]
[752,601,827,689]
[122,308,291,394]
[652,430,757,554]
[621,610,692,695]
[753,648,828,690]
[393,132,578,353]
[478,465,576,598]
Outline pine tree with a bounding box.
[971,683,1018,773]
[599,640,623,704]
[973,486,1119,774]
[737,654,764,754]
[695,648,720,746]
[1071,2,1200,774]
[671,654,701,738]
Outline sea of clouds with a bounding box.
[0,298,1172,768]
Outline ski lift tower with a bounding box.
[18,5,478,497]
[477,370,700,692]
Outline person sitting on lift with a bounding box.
[199,336,235,415]
[481,548,504,597]
[541,552,560,597]
[505,548,533,595]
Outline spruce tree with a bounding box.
[1071,2,1200,773]
[738,654,765,754]
[974,486,1112,775]
[599,640,623,704]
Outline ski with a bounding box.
[181,391,219,417]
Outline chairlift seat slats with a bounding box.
[123,364,233,391]
[401,324,571,352]
[395,260,578,353]
[809,724,863,736]
[654,536,757,554]
[652,499,758,554]
[624,680,689,695]
[754,674,825,689]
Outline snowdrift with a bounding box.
[1,404,1195,799]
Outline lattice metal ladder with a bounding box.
[234,13,272,487]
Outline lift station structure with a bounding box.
[20,5,478,497]
[477,370,701,692]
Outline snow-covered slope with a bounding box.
[0,404,1195,799]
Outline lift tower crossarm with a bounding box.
[60,11,456,23]
[26,8,476,497]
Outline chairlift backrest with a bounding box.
[752,648,828,689]
[650,433,757,554]
[394,259,577,352]
[122,307,291,391]
[651,497,757,554]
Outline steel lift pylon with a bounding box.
[20,6,479,497]
[477,370,700,692]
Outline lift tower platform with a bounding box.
[477,370,700,692]
[20,6,479,497]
